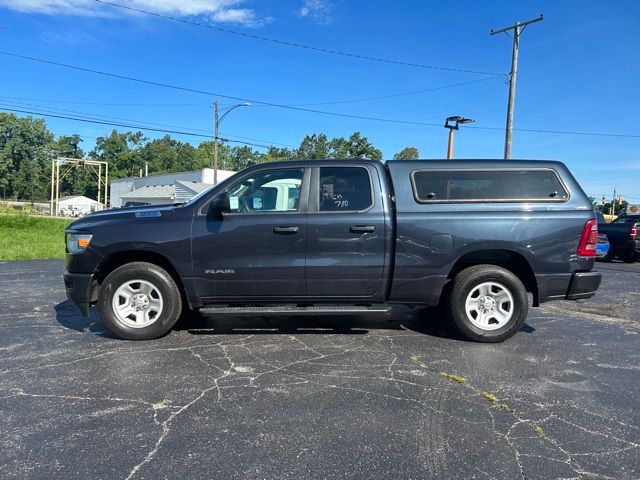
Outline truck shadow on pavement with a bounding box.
[177,306,461,339]
[54,300,535,341]
[54,300,118,338]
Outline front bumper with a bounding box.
[63,269,95,317]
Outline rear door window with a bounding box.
[411,169,568,202]
[319,167,373,212]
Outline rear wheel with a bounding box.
[98,262,182,340]
[445,265,528,342]
[622,252,638,263]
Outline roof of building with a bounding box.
[175,180,211,194]
[111,168,235,183]
[121,184,174,200]
[120,180,212,200]
[57,195,101,203]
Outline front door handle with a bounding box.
[350,225,376,233]
[273,226,300,234]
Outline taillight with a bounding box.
[577,219,598,256]
[631,225,638,240]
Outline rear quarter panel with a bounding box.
[386,160,595,304]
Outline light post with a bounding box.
[213,100,251,184]
[444,116,474,159]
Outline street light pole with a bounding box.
[213,101,250,184]
[491,14,543,159]
[444,116,474,159]
[446,128,455,160]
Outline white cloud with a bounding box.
[0,0,103,15]
[210,8,272,27]
[0,0,267,26]
[298,0,333,25]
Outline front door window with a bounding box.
[227,169,304,214]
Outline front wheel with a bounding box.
[445,265,528,343]
[98,262,183,340]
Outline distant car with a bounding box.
[595,234,610,260]
[599,214,639,262]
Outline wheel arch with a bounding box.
[447,249,539,306]
[94,250,194,309]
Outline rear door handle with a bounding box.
[273,226,300,234]
[350,225,376,233]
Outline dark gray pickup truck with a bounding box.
[63,160,601,342]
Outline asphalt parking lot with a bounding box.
[1,260,639,479]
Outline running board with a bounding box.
[199,305,391,316]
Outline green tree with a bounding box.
[194,141,215,170]
[328,132,382,160]
[296,133,331,159]
[393,146,419,160]
[55,134,84,159]
[89,130,146,178]
[294,132,382,161]
[140,135,197,175]
[259,146,295,163]
[0,113,54,201]
[227,145,261,170]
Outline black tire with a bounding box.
[622,252,638,263]
[601,245,615,262]
[98,262,183,340]
[445,264,528,343]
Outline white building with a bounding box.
[57,195,105,216]
[109,168,236,208]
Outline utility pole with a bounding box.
[50,159,55,216]
[612,188,617,216]
[491,14,543,159]
[213,100,219,185]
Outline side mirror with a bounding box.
[209,192,230,218]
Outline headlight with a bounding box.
[66,233,93,254]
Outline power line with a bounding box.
[93,0,502,76]
[0,73,504,109]
[468,124,640,138]
[0,96,205,106]
[1,99,295,147]
[2,50,640,139]
[1,99,213,134]
[0,50,442,127]
[288,75,505,106]
[1,99,297,148]
[0,106,273,149]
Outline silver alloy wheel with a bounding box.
[111,279,164,329]
[464,281,514,331]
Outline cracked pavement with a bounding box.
[0,259,639,479]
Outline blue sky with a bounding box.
[0,0,639,202]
